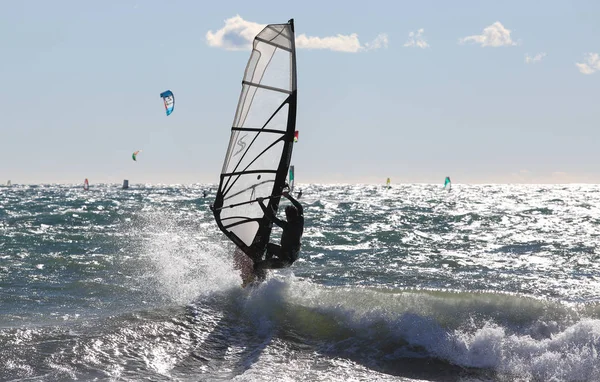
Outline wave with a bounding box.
[238,276,600,381]
[2,271,599,381]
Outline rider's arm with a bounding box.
[258,199,287,228]
[283,192,303,216]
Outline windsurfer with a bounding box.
[254,192,304,272]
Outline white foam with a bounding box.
[133,210,241,304]
[439,319,600,380]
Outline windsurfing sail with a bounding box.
[444,176,451,191]
[289,165,295,192]
[83,178,89,191]
[160,90,175,116]
[122,179,129,189]
[6,180,11,186]
[132,150,141,161]
[294,130,299,142]
[212,19,298,264]
[386,178,391,188]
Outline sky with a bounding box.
[1,0,599,185]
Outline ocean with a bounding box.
[1,183,599,381]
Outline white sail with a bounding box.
[213,19,297,262]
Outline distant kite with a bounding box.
[132,150,142,161]
[160,90,175,116]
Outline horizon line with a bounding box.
[2,181,599,186]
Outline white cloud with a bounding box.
[363,33,389,51]
[575,53,600,75]
[459,21,517,47]
[206,15,264,51]
[295,33,361,52]
[525,52,546,64]
[403,29,429,49]
[206,15,388,53]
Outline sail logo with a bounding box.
[234,134,248,156]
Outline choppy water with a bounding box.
[1,183,599,381]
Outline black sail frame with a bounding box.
[212,19,297,263]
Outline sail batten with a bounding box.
[255,36,293,52]
[213,19,297,263]
[232,127,287,134]
[224,170,279,176]
[242,81,292,94]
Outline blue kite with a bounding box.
[160,90,175,116]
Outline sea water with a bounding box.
[1,184,599,381]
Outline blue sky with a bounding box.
[1,0,599,184]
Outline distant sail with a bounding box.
[132,150,141,161]
[386,178,391,188]
[122,179,129,189]
[83,178,89,191]
[6,180,11,186]
[444,176,451,191]
[160,90,175,116]
[294,130,299,142]
[212,19,298,266]
[289,165,295,192]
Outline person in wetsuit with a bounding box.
[254,191,304,271]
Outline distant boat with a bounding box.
[122,179,129,189]
[386,178,391,189]
[444,176,451,191]
[83,178,89,191]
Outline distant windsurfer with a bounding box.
[254,191,304,272]
[297,189,303,199]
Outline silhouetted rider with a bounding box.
[254,191,304,271]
